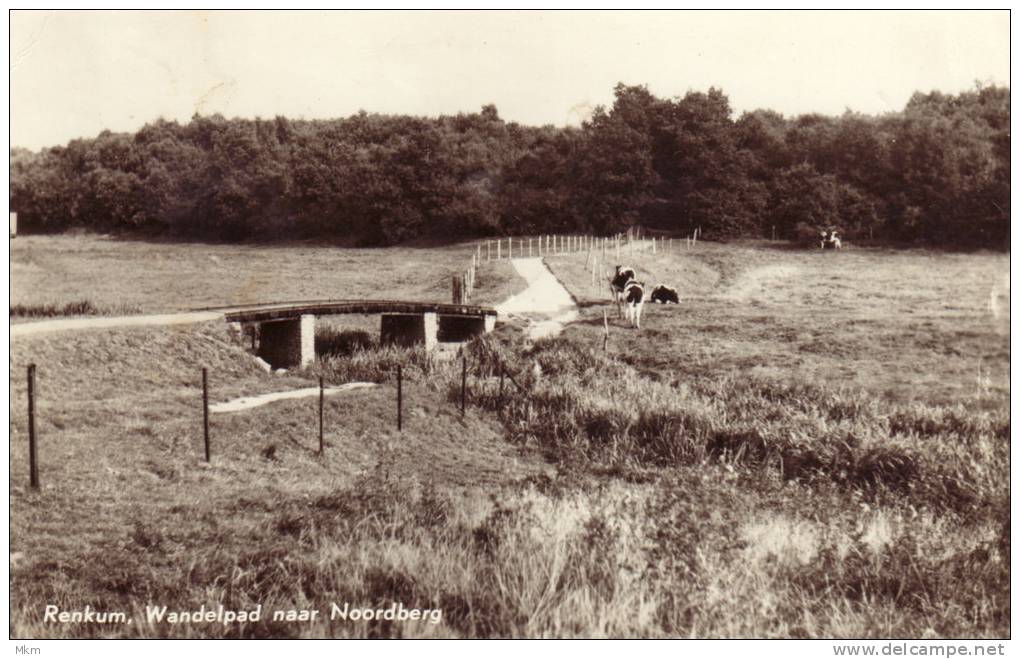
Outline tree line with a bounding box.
[10,83,1009,248]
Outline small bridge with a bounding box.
[201,300,498,369]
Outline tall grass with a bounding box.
[455,336,1008,516]
[12,464,1007,638]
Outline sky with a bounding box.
[9,10,1011,151]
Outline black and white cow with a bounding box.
[622,280,646,328]
[821,230,842,250]
[649,284,680,304]
[610,265,636,317]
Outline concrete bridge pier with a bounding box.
[256,314,315,368]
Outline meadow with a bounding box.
[9,234,522,315]
[8,235,1010,638]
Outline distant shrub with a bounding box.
[10,299,141,318]
[11,300,98,318]
[793,222,823,247]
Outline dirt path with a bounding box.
[11,311,225,337]
[495,258,579,340]
[209,382,377,413]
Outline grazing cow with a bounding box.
[649,284,680,304]
[622,280,646,328]
[610,265,636,317]
[821,230,842,250]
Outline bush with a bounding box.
[793,222,823,247]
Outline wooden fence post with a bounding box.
[27,364,38,489]
[461,356,467,417]
[397,365,403,431]
[452,274,464,304]
[497,240,501,260]
[487,240,491,261]
[202,367,210,462]
[319,376,325,454]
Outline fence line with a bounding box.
[20,345,565,491]
[460,229,696,303]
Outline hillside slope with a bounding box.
[10,322,549,637]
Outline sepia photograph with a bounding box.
[7,8,1011,646]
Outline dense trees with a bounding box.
[9,83,1009,248]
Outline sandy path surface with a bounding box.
[210,382,377,413]
[495,258,579,340]
[10,311,226,337]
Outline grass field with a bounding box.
[8,235,1010,638]
[10,234,524,314]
